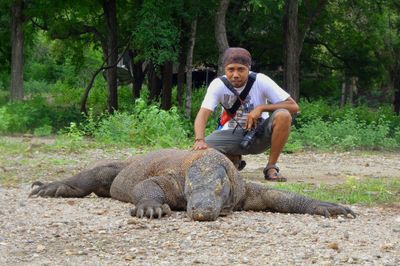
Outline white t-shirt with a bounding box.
[201,72,290,130]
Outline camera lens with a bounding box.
[240,130,257,149]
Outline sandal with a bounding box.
[263,164,287,182]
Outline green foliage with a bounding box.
[33,125,52,137]
[288,100,400,151]
[133,0,182,66]
[73,99,191,148]
[0,96,82,134]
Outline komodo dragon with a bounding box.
[30,148,355,221]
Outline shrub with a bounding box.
[0,96,82,134]
[92,99,190,148]
[292,106,400,150]
[33,125,53,137]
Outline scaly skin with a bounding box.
[30,148,355,221]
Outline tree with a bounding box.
[385,1,400,114]
[102,0,118,113]
[133,0,183,109]
[29,0,121,113]
[10,0,24,101]
[283,0,299,100]
[283,0,327,101]
[305,0,393,106]
[215,0,230,76]
[185,17,197,118]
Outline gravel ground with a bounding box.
[0,137,399,265]
[0,186,399,265]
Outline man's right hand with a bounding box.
[192,139,208,150]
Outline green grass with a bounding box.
[0,138,30,155]
[271,176,400,205]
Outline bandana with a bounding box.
[222,47,252,68]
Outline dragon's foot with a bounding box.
[29,181,81,198]
[129,200,171,219]
[307,202,356,218]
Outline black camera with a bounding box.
[240,118,265,149]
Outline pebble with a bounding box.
[36,245,46,252]
[255,227,270,233]
[327,242,339,250]
[124,254,135,261]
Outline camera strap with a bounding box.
[219,72,257,115]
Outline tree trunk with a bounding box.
[283,0,328,102]
[394,90,400,115]
[161,61,173,110]
[80,65,105,114]
[391,56,400,115]
[148,63,162,102]
[132,60,145,100]
[127,49,146,100]
[10,0,24,102]
[185,18,197,119]
[340,81,346,107]
[103,0,118,113]
[215,0,230,76]
[283,0,300,101]
[177,45,186,108]
[348,78,353,106]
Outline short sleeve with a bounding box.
[200,78,224,111]
[257,73,290,103]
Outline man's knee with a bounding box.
[271,109,292,128]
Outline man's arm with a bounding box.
[246,97,299,129]
[258,97,299,114]
[192,107,213,150]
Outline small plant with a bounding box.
[33,125,53,137]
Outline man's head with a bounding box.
[223,47,251,88]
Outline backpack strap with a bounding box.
[219,72,257,115]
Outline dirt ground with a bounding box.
[0,137,399,265]
[241,150,400,185]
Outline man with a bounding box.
[192,47,299,182]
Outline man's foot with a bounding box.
[263,164,287,182]
[224,154,245,170]
[238,160,246,171]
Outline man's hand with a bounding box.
[192,139,208,150]
[245,106,263,130]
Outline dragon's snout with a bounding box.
[188,196,220,221]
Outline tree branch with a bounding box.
[80,35,132,114]
[307,39,351,69]
[30,17,105,44]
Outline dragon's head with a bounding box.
[184,154,232,221]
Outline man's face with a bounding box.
[224,63,250,88]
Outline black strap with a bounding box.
[219,72,257,115]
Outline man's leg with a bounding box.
[205,128,248,169]
[205,109,292,175]
[264,109,292,180]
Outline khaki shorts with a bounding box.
[205,109,289,155]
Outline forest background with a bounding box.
[1,0,400,152]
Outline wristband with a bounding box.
[195,138,204,142]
